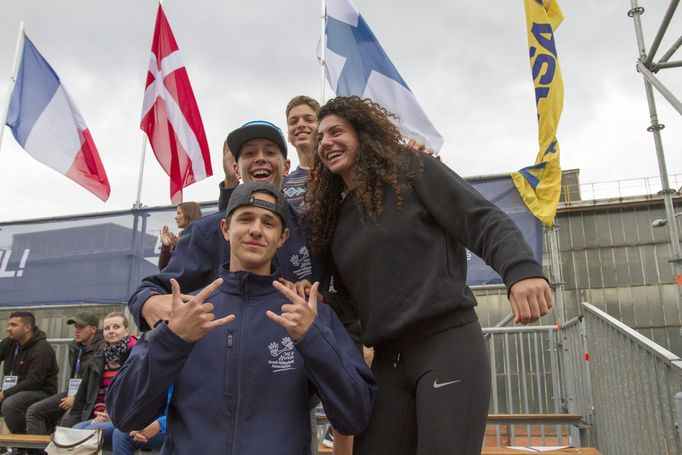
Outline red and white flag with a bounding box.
[141,3,212,204]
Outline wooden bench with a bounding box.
[0,433,51,449]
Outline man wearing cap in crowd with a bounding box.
[25,312,104,436]
[109,182,376,454]
[128,120,313,332]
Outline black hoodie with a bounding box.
[0,327,59,397]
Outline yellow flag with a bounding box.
[511,0,564,227]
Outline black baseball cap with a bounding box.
[67,312,98,327]
[225,182,288,228]
[227,120,288,160]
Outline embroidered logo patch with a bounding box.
[290,246,312,279]
[268,337,295,373]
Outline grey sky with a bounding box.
[0,0,680,222]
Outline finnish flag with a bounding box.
[324,0,444,151]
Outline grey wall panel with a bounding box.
[626,246,645,286]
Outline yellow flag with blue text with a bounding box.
[511,0,564,227]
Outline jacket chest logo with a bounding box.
[267,337,295,373]
[290,246,312,279]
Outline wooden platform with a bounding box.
[482,448,602,455]
[319,444,602,454]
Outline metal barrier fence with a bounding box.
[582,302,682,455]
[483,322,594,447]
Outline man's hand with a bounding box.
[0,391,4,404]
[223,145,239,189]
[130,420,161,444]
[509,278,553,324]
[93,411,110,423]
[167,278,235,342]
[268,281,319,341]
[58,396,75,410]
[277,278,325,302]
[142,293,191,330]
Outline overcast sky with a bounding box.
[0,0,681,222]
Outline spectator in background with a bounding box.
[0,311,59,435]
[111,386,172,455]
[26,312,104,435]
[158,201,202,270]
[63,312,137,449]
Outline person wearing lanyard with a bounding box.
[0,312,59,435]
[26,312,104,435]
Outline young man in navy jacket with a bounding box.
[129,120,313,332]
[107,182,376,454]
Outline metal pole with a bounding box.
[643,0,680,68]
[637,62,682,116]
[629,0,682,284]
[0,22,25,154]
[676,392,682,447]
[319,0,326,104]
[549,223,565,324]
[655,33,682,66]
[133,135,147,210]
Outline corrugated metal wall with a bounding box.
[476,196,682,356]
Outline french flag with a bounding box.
[5,34,110,202]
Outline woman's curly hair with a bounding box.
[305,96,415,253]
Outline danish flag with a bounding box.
[141,3,212,204]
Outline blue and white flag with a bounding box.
[324,0,443,151]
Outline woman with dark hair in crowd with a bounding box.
[158,202,202,270]
[64,312,137,449]
[305,96,553,455]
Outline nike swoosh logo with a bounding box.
[433,379,462,389]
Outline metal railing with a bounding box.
[560,174,682,204]
[483,323,593,447]
[582,301,682,455]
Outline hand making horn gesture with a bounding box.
[268,281,320,341]
[167,278,235,342]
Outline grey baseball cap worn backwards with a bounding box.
[227,120,288,160]
[67,312,98,327]
[226,182,288,228]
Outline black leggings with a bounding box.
[354,321,490,455]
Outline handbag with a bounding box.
[45,426,104,455]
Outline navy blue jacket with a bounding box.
[128,202,314,331]
[108,266,376,455]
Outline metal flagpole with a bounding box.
[320,0,326,104]
[134,0,165,210]
[549,223,565,324]
[0,22,25,155]
[133,135,147,210]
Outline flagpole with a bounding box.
[133,135,147,209]
[133,0,163,210]
[0,21,25,155]
[319,0,326,103]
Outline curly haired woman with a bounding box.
[306,96,553,455]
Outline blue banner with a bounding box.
[0,177,540,307]
[467,176,543,286]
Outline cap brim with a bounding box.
[227,124,287,159]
